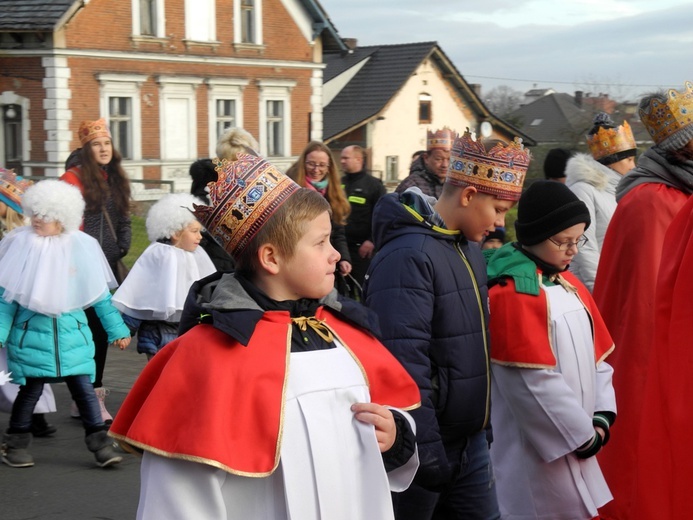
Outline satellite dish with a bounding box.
[480,121,493,138]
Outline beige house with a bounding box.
[323,42,534,184]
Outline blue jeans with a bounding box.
[393,430,500,520]
[9,375,104,434]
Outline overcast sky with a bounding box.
[318,0,692,102]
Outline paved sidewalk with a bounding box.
[0,345,147,520]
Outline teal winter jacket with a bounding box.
[0,291,129,385]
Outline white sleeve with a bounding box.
[594,360,616,414]
[492,364,596,463]
[137,452,228,520]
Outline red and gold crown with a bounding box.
[587,120,636,162]
[639,81,693,149]
[193,153,301,257]
[78,118,112,146]
[448,129,530,201]
[427,127,455,151]
[0,168,32,214]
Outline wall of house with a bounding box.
[0,0,323,190]
[369,58,475,183]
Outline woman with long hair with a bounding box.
[61,118,132,423]
[286,141,352,282]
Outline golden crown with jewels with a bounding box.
[587,120,636,162]
[639,81,693,147]
[427,127,455,151]
[447,129,530,201]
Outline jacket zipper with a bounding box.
[18,321,29,349]
[455,242,491,429]
[53,318,61,378]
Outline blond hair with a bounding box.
[235,189,330,276]
[215,127,259,161]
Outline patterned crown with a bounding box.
[193,153,301,257]
[587,120,636,162]
[639,81,693,149]
[427,127,455,151]
[0,167,32,214]
[78,118,112,146]
[448,129,530,201]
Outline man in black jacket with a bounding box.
[340,146,386,287]
[395,127,455,199]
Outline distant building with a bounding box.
[322,41,535,184]
[0,0,346,195]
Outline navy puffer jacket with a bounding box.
[364,192,491,490]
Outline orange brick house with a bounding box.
[0,0,346,195]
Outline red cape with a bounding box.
[631,195,693,518]
[490,271,613,368]
[592,183,689,519]
[110,307,421,476]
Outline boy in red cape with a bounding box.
[109,154,421,520]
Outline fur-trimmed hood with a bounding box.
[565,153,621,193]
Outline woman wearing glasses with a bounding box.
[484,180,616,520]
[286,141,352,287]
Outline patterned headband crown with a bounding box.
[0,167,33,214]
[639,81,693,148]
[78,118,112,146]
[587,120,636,161]
[448,129,530,201]
[427,127,455,151]
[193,153,301,257]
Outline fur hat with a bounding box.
[0,168,32,214]
[22,180,85,233]
[146,193,205,242]
[515,180,591,246]
[215,127,259,161]
[78,118,111,146]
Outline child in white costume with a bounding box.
[112,193,215,360]
[0,169,58,437]
[485,180,616,520]
[0,180,131,469]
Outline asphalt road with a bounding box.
[0,345,147,520]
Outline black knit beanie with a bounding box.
[515,180,591,246]
[543,148,572,180]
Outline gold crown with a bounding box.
[587,120,636,161]
[0,168,32,214]
[193,154,300,257]
[639,81,693,147]
[78,118,111,146]
[427,127,455,151]
[448,129,530,201]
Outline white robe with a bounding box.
[136,343,418,520]
[490,283,616,520]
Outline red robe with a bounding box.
[490,270,613,368]
[632,195,693,518]
[592,183,690,519]
[110,306,421,476]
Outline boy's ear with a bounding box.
[257,243,281,275]
[459,185,478,207]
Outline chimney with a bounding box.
[575,90,583,107]
[470,83,482,97]
[343,38,358,50]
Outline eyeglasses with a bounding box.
[547,236,589,251]
[305,161,329,171]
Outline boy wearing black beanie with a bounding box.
[484,180,617,520]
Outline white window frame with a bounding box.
[185,0,216,42]
[233,0,263,45]
[96,73,147,161]
[0,92,31,172]
[257,79,295,158]
[206,78,249,157]
[156,76,203,160]
[132,0,165,38]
